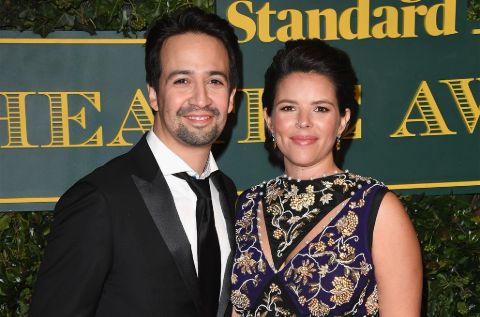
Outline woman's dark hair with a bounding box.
[145,7,240,93]
[262,39,358,118]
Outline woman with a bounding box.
[231,39,422,316]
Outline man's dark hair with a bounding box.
[145,7,240,93]
[262,39,358,118]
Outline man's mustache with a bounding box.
[177,106,220,117]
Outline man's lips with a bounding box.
[183,113,214,124]
[290,135,318,145]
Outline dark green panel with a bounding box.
[1,0,479,211]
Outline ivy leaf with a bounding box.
[0,215,11,231]
[32,16,55,38]
[56,12,75,28]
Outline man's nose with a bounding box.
[189,84,212,108]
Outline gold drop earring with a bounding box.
[336,135,341,151]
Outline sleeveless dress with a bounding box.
[231,172,386,316]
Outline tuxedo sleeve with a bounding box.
[29,181,113,317]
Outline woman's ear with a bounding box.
[263,108,273,134]
[338,108,351,136]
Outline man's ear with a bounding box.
[147,85,159,112]
[228,88,236,114]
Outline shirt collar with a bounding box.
[146,130,218,179]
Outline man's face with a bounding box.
[148,32,235,153]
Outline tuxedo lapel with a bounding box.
[211,173,236,317]
[211,173,235,251]
[129,136,202,314]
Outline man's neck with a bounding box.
[178,146,211,175]
[153,132,211,175]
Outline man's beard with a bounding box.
[175,106,221,146]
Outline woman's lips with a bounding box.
[290,135,318,145]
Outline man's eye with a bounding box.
[173,78,188,85]
[210,79,224,85]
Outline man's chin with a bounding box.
[176,128,220,146]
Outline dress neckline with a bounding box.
[259,172,377,271]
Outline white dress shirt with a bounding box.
[146,130,230,291]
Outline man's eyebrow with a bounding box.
[165,70,229,81]
[166,70,192,81]
[209,71,228,80]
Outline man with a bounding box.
[29,7,240,317]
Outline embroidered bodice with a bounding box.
[231,172,385,316]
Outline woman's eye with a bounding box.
[279,105,295,111]
[314,106,329,112]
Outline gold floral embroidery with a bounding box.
[360,260,370,276]
[256,283,293,316]
[231,290,250,310]
[308,298,330,316]
[298,295,307,306]
[318,264,329,277]
[267,203,282,216]
[319,193,333,205]
[236,251,257,274]
[286,216,301,225]
[339,243,356,261]
[294,259,316,285]
[266,185,285,204]
[273,228,284,240]
[232,173,383,316]
[335,211,359,236]
[330,276,354,305]
[288,184,315,211]
[236,209,254,231]
[258,259,266,273]
[312,241,326,253]
[349,198,365,209]
[365,287,379,315]
[269,283,280,293]
[327,238,336,246]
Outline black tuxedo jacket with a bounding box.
[29,135,237,317]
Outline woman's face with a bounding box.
[264,72,350,178]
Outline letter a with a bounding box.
[391,81,456,137]
[107,89,153,146]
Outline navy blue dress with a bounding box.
[231,172,386,316]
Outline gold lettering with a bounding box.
[227,0,459,43]
[391,81,456,137]
[0,92,37,148]
[238,88,265,143]
[257,2,276,43]
[41,92,103,147]
[372,6,401,39]
[344,85,362,139]
[439,78,480,133]
[276,9,304,42]
[401,4,428,38]
[227,1,256,43]
[306,9,339,40]
[425,0,457,36]
[107,89,153,146]
[339,0,371,40]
